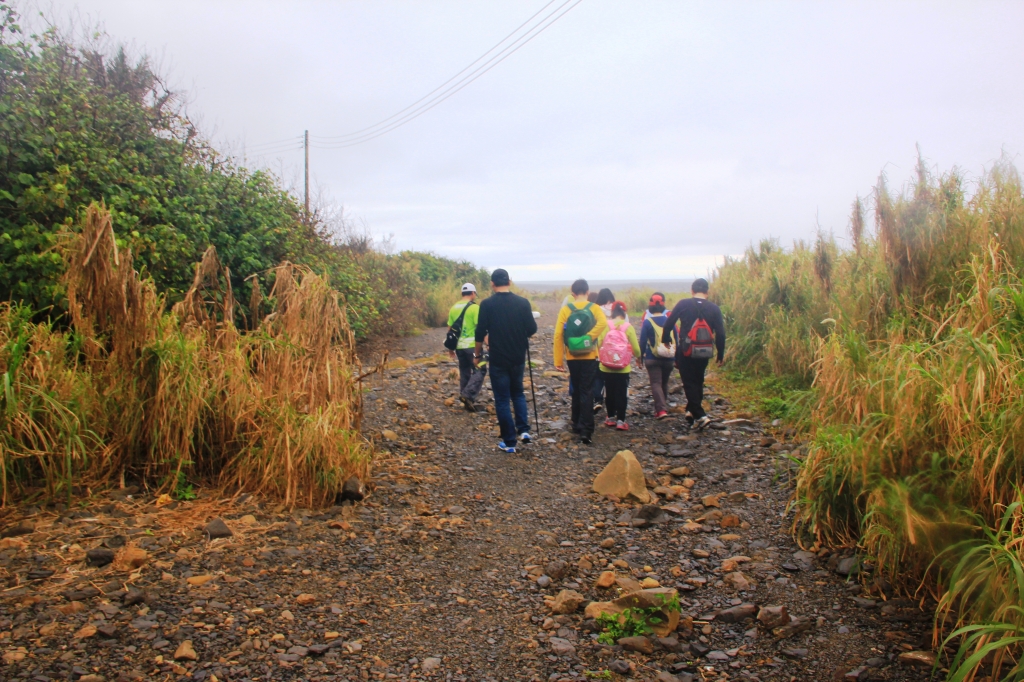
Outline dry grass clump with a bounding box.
[0,204,368,507]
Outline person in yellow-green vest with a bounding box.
[446,283,482,411]
[553,278,608,444]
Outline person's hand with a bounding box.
[472,356,480,368]
[448,351,456,361]
[555,364,566,372]
[717,358,725,367]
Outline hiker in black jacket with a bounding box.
[661,278,726,430]
[474,269,538,454]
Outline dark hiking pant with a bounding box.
[603,371,630,422]
[677,356,710,420]
[456,349,485,402]
[567,359,599,437]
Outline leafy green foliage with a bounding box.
[0,4,483,339]
[595,593,680,644]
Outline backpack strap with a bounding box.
[453,300,473,328]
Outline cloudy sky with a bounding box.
[40,0,1024,280]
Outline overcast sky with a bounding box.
[37,0,1024,281]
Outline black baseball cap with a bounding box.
[491,268,510,286]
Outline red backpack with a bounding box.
[682,304,715,359]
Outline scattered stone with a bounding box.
[548,637,576,656]
[716,603,756,623]
[545,560,569,579]
[74,624,98,638]
[1,521,34,538]
[655,636,684,653]
[591,450,651,503]
[296,593,317,605]
[394,398,409,408]
[546,589,585,614]
[898,650,936,667]
[340,475,365,502]
[773,617,815,639]
[618,635,654,654]
[669,466,690,476]
[187,575,215,587]
[584,588,680,637]
[595,571,617,588]
[536,575,551,588]
[836,556,860,576]
[757,605,790,628]
[781,647,808,659]
[633,504,670,525]
[723,571,752,590]
[174,639,198,661]
[609,660,631,675]
[701,494,721,508]
[204,518,233,539]
[382,429,399,441]
[422,657,442,672]
[121,547,148,568]
[86,547,116,567]
[599,537,616,549]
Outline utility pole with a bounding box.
[303,130,310,224]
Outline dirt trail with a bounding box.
[0,297,937,682]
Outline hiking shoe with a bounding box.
[460,395,477,412]
[616,421,629,431]
[694,415,712,431]
[579,435,593,445]
[604,419,617,428]
[497,441,517,454]
[593,403,603,414]
[519,432,533,444]
[655,410,669,420]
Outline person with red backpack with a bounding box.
[554,279,608,444]
[661,278,726,430]
[597,301,641,430]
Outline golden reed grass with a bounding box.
[0,204,369,507]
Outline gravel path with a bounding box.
[0,298,939,682]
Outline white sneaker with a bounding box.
[695,415,712,431]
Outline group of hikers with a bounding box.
[445,268,725,454]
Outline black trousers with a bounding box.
[677,356,710,419]
[603,371,630,422]
[567,359,598,437]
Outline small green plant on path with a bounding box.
[595,593,680,644]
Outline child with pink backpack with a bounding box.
[597,301,642,430]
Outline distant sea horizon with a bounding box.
[514,278,694,293]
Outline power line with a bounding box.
[312,0,561,143]
[311,0,584,150]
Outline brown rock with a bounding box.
[592,450,651,503]
[120,547,148,569]
[545,560,569,580]
[615,576,642,594]
[757,605,790,629]
[595,571,617,588]
[618,636,654,654]
[720,514,741,528]
[599,537,616,549]
[716,603,756,623]
[546,589,585,614]
[296,593,316,605]
[174,639,198,661]
[701,494,722,508]
[669,466,690,477]
[723,571,752,590]
[187,575,215,587]
[74,624,98,639]
[773,617,815,639]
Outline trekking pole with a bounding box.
[526,342,540,437]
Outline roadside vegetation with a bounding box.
[0,5,486,505]
[712,153,1024,679]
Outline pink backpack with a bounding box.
[599,321,633,369]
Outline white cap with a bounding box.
[461,283,477,294]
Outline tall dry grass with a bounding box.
[0,204,369,507]
[712,155,1024,678]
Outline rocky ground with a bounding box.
[0,297,941,682]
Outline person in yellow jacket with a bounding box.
[553,278,608,444]
[597,301,642,431]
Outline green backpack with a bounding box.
[564,303,597,355]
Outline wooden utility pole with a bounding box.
[303,130,310,224]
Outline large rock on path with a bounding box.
[584,588,681,637]
[592,450,650,503]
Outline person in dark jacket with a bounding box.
[661,278,726,429]
[474,269,538,454]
